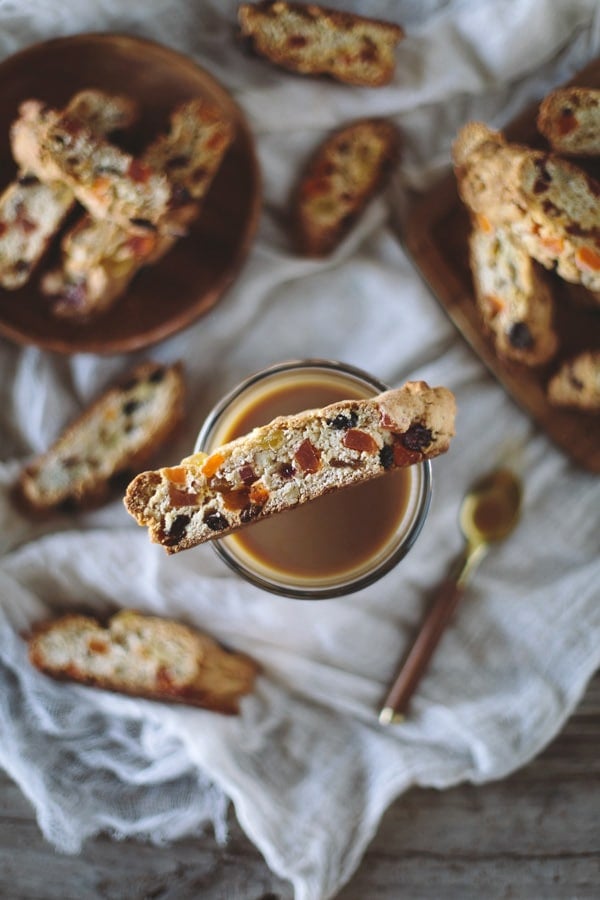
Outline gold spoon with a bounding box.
[379,467,522,725]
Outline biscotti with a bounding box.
[18,361,185,512]
[0,90,137,290]
[537,87,600,157]
[124,381,456,554]
[293,117,399,256]
[28,610,259,714]
[238,1,404,87]
[468,217,558,365]
[11,98,171,229]
[41,100,233,318]
[547,350,600,412]
[453,122,600,295]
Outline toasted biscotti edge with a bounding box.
[124,380,456,554]
[17,361,185,514]
[27,610,259,714]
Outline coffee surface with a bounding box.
[220,376,411,580]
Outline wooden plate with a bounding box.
[404,59,600,473]
[0,33,261,354]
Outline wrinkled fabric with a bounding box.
[0,2,599,899]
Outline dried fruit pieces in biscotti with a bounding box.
[537,87,600,157]
[547,350,600,412]
[124,380,456,554]
[453,122,600,295]
[11,98,171,229]
[293,117,400,256]
[0,90,138,290]
[40,100,234,319]
[18,361,185,512]
[28,610,259,714]
[468,217,558,366]
[238,1,404,87]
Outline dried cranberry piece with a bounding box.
[401,424,433,452]
[379,444,394,469]
[204,511,229,532]
[164,514,191,545]
[238,464,258,485]
[129,217,157,232]
[508,321,534,349]
[327,411,358,430]
[17,174,39,186]
[165,154,190,170]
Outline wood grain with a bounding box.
[0,34,262,355]
[1,673,598,899]
[404,59,600,473]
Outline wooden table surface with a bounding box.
[1,672,598,900]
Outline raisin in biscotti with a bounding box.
[537,87,600,157]
[28,610,259,714]
[453,122,600,295]
[293,117,399,256]
[18,361,185,512]
[41,100,234,319]
[547,350,600,412]
[469,217,558,366]
[238,1,404,87]
[0,90,138,290]
[124,381,456,554]
[11,99,170,229]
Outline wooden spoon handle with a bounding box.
[379,575,466,724]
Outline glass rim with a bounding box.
[195,359,432,599]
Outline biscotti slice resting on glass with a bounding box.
[11,98,171,230]
[41,99,234,319]
[18,361,185,513]
[293,117,400,256]
[28,610,259,714]
[453,122,600,296]
[0,90,138,290]
[537,87,600,157]
[468,217,558,366]
[547,350,600,412]
[238,1,404,87]
[124,380,456,554]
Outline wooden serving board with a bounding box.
[404,59,600,473]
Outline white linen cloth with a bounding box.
[1,1,599,897]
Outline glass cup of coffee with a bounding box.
[195,359,432,599]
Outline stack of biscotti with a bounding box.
[238,1,404,87]
[28,609,259,714]
[124,380,456,553]
[0,90,138,289]
[40,99,233,318]
[453,101,600,408]
[2,89,233,318]
[18,360,185,512]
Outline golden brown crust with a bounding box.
[18,361,185,513]
[293,117,400,256]
[28,610,259,714]
[238,1,404,87]
[124,380,456,554]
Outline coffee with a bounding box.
[197,362,429,597]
